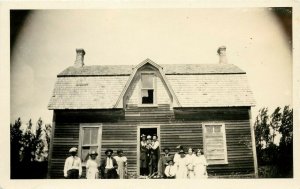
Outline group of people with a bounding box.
[140,134,208,179]
[163,145,208,179]
[63,147,127,179]
[63,136,208,179]
[140,134,160,177]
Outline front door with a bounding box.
[137,125,160,177]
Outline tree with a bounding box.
[254,106,293,177]
[10,118,52,178]
[10,118,23,178]
[278,106,293,177]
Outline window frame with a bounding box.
[139,72,157,107]
[202,122,228,165]
[78,123,102,166]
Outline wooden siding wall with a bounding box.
[49,107,254,178]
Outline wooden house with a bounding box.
[47,47,257,178]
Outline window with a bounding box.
[203,123,228,165]
[79,125,102,165]
[141,73,156,105]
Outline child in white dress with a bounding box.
[193,149,208,179]
[86,151,99,179]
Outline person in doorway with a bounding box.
[86,151,99,179]
[158,147,173,178]
[186,147,196,179]
[149,135,160,177]
[164,159,177,179]
[63,147,82,179]
[148,149,158,177]
[193,149,208,179]
[174,149,188,179]
[140,134,148,176]
[114,150,128,179]
[99,149,118,179]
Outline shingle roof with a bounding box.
[49,63,255,110]
[48,76,129,109]
[58,64,245,76]
[166,74,255,107]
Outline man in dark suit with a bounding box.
[99,149,118,179]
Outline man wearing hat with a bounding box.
[99,149,118,179]
[158,147,173,178]
[63,147,82,179]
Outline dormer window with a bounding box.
[141,73,156,105]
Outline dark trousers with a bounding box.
[67,169,79,179]
[104,168,118,179]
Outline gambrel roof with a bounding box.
[48,59,255,110]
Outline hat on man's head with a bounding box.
[105,149,113,155]
[69,147,77,153]
[141,134,146,138]
[89,151,98,156]
[147,135,151,139]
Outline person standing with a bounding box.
[63,147,82,179]
[114,150,128,179]
[140,134,148,176]
[194,149,208,179]
[86,151,99,179]
[186,147,196,179]
[150,135,160,176]
[100,149,118,179]
[174,149,188,179]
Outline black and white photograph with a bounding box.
[1,1,300,189]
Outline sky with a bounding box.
[10,8,292,125]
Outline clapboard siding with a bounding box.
[48,107,254,178]
[174,107,250,121]
[49,122,80,178]
[101,124,137,174]
[160,123,203,154]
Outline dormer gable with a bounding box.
[114,59,181,109]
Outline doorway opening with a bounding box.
[137,126,159,177]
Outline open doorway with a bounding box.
[137,126,160,177]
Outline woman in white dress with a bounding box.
[114,150,128,179]
[193,149,208,179]
[174,149,188,179]
[185,147,196,179]
[86,151,99,179]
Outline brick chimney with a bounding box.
[74,48,85,67]
[217,46,227,64]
